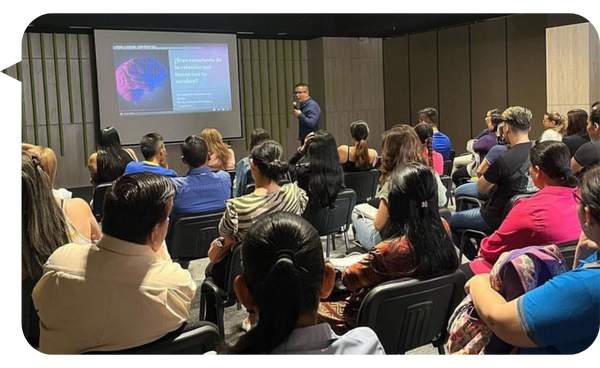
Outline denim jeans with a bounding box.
[351,212,382,251]
[454,182,479,198]
[450,208,494,256]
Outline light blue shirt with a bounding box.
[170,166,230,217]
[233,156,252,198]
[518,251,600,354]
[271,323,385,354]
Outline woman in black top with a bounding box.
[562,109,589,157]
[337,120,379,172]
[88,126,137,186]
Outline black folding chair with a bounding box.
[557,239,579,270]
[166,210,224,266]
[343,170,380,204]
[439,175,452,208]
[88,322,220,354]
[357,269,466,355]
[227,170,236,197]
[302,189,357,258]
[91,182,113,222]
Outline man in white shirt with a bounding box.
[33,173,196,354]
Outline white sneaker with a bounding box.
[240,316,256,332]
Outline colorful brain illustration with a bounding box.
[115,58,168,105]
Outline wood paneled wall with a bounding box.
[384,15,549,152]
[309,37,385,153]
[547,22,600,116]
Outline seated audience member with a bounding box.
[414,122,444,175]
[22,149,100,243]
[319,163,458,333]
[32,173,196,354]
[539,110,567,142]
[454,121,509,199]
[22,143,72,200]
[170,135,231,218]
[452,110,502,186]
[22,151,71,347]
[88,126,138,186]
[464,141,581,276]
[225,212,385,354]
[562,109,590,157]
[571,107,600,176]
[467,165,600,354]
[206,140,308,330]
[337,120,379,172]
[353,125,447,251]
[125,133,177,177]
[233,128,270,197]
[201,128,235,171]
[418,107,452,160]
[451,106,536,252]
[289,130,344,209]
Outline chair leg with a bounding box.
[326,236,331,258]
[331,234,336,251]
[199,290,206,321]
[343,228,350,251]
[437,344,445,355]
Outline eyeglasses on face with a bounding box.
[294,91,306,95]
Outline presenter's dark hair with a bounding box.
[181,135,208,168]
[102,172,175,245]
[140,133,164,160]
[294,82,310,90]
[349,120,372,170]
[250,128,271,150]
[418,107,438,125]
[228,212,324,354]
[566,109,589,137]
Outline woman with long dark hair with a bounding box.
[465,141,581,276]
[319,163,458,332]
[88,126,137,186]
[22,151,70,286]
[225,212,384,354]
[289,130,344,209]
[562,109,589,157]
[337,120,379,171]
[571,108,600,176]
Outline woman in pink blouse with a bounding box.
[415,122,444,175]
[467,141,581,276]
[318,163,458,333]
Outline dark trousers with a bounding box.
[203,257,230,324]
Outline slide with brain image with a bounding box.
[113,43,232,116]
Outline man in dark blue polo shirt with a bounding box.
[170,135,230,218]
[293,83,321,144]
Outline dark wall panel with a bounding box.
[507,14,548,140]
[409,31,438,124]
[470,19,508,137]
[438,25,471,151]
[383,36,410,128]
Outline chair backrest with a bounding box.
[227,170,236,197]
[302,189,357,237]
[343,170,380,204]
[243,176,291,195]
[167,210,224,261]
[357,269,466,354]
[92,182,113,222]
[439,175,452,208]
[89,322,220,354]
[501,192,534,219]
[438,207,452,225]
[556,239,579,270]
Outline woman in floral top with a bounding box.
[319,163,459,333]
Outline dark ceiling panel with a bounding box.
[28,13,513,39]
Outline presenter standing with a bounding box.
[294,83,321,144]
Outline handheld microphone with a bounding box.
[292,101,298,110]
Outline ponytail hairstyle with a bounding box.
[530,141,578,188]
[380,125,426,184]
[350,120,371,170]
[544,111,568,135]
[382,163,458,274]
[22,150,69,282]
[490,112,503,133]
[228,212,324,354]
[307,130,343,208]
[414,122,435,169]
[250,140,289,183]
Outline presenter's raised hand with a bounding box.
[294,109,301,117]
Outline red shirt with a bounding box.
[422,148,444,176]
[470,186,581,274]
